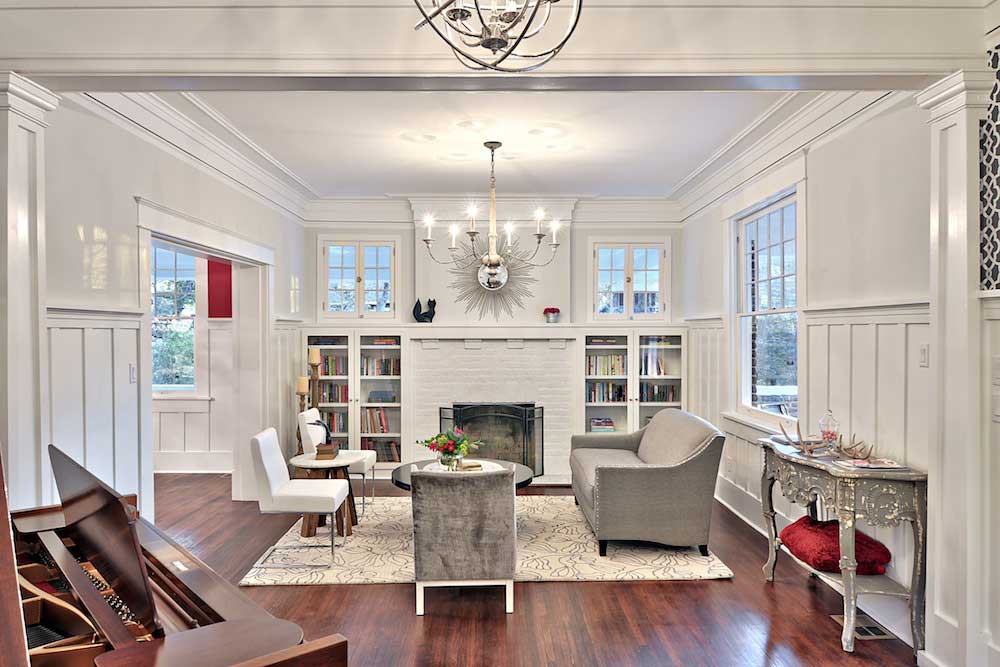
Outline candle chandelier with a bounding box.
[412,0,583,73]
[421,141,562,293]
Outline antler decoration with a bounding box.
[779,421,825,457]
[836,433,874,461]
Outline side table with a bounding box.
[759,437,928,654]
[289,452,363,538]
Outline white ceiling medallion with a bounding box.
[412,0,583,73]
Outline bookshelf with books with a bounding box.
[584,335,629,432]
[304,330,407,470]
[359,334,403,466]
[583,330,685,433]
[307,335,351,444]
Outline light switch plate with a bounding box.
[129,363,137,384]
[919,344,930,368]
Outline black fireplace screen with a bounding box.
[440,402,543,475]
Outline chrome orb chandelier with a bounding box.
[421,141,562,293]
[412,0,583,72]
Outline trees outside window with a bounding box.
[737,197,798,418]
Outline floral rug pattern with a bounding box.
[239,496,733,586]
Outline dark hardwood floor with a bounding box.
[154,473,915,667]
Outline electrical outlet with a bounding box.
[919,344,930,368]
[129,363,137,384]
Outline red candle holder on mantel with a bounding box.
[543,307,561,324]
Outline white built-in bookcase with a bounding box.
[303,329,408,471]
[583,329,686,433]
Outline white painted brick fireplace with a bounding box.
[410,336,576,484]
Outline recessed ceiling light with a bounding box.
[529,123,568,138]
[543,142,573,153]
[498,152,521,160]
[437,151,473,162]
[456,118,494,131]
[400,132,438,144]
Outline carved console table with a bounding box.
[758,437,927,654]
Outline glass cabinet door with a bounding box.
[637,334,683,428]
[306,335,350,447]
[584,334,630,433]
[357,334,402,464]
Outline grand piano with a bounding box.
[0,445,348,667]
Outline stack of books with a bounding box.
[590,417,616,433]
[369,337,398,346]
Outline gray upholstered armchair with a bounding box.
[411,468,516,615]
[570,409,725,557]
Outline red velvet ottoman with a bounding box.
[779,516,892,575]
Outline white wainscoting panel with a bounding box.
[152,320,237,472]
[45,311,143,504]
[271,322,303,459]
[686,317,726,429]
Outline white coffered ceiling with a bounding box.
[172,90,790,197]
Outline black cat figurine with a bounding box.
[413,299,436,323]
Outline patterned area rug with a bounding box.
[240,496,733,586]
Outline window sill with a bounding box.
[152,393,213,402]
[720,410,787,442]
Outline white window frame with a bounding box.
[151,242,206,396]
[317,237,397,320]
[732,191,800,425]
[592,242,669,321]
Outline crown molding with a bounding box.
[572,198,682,224]
[407,196,579,224]
[68,92,310,220]
[676,90,907,221]
[179,92,321,198]
[668,92,802,198]
[0,71,59,125]
[302,198,414,225]
[916,69,993,121]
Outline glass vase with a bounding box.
[438,452,461,471]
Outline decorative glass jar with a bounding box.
[819,410,840,448]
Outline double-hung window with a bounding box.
[736,195,798,418]
[594,243,667,320]
[320,240,395,318]
[152,244,197,392]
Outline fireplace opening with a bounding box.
[440,403,543,475]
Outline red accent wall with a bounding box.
[207,258,233,318]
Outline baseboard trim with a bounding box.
[154,451,232,474]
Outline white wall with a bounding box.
[39,97,309,510]
[680,96,933,648]
[806,102,930,308]
[46,97,306,318]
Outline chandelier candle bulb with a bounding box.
[423,214,435,241]
[550,220,561,245]
[449,224,459,249]
[505,222,513,247]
